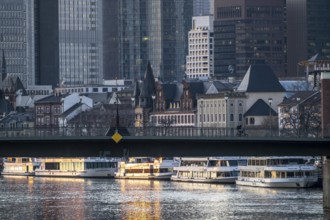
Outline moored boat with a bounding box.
[35,157,119,178]
[236,156,318,188]
[115,157,179,180]
[2,157,40,176]
[171,157,246,183]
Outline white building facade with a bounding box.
[186,16,214,79]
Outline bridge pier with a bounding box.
[323,156,330,217]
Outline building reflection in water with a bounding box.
[117,179,162,220]
[37,177,86,220]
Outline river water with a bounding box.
[0,176,324,220]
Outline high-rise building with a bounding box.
[117,0,193,82]
[186,16,214,79]
[36,0,104,87]
[118,0,148,80]
[0,0,36,88]
[193,0,213,16]
[102,0,119,81]
[213,0,285,79]
[286,0,330,77]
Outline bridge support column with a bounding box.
[323,156,330,217]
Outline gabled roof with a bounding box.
[278,91,319,107]
[244,99,277,117]
[2,76,27,95]
[237,64,285,92]
[35,95,65,104]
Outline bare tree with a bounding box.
[280,104,321,138]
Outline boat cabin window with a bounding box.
[181,161,207,167]
[45,162,60,170]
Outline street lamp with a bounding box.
[268,98,273,136]
[200,98,204,136]
[225,96,228,136]
[79,96,83,135]
[151,95,156,132]
[296,97,301,137]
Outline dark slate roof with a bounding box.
[61,103,81,117]
[142,61,156,97]
[278,91,315,107]
[0,98,14,114]
[244,99,277,117]
[81,93,111,104]
[2,76,27,95]
[162,83,177,101]
[237,64,285,92]
[35,95,66,104]
[212,81,235,92]
[188,81,204,98]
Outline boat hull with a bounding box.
[1,171,35,176]
[35,169,116,178]
[171,176,237,183]
[236,177,318,188]
[115,173,173,180]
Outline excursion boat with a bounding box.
[115,157,179,179]
[1,157,40,176]
[236,156,318,188]
[171,157,247,183]
[35,157,119,178]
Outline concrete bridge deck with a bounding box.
[0,136,328,157]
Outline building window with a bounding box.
[239,114,242,121]
[230,114,234,121]
[249,117,255,125]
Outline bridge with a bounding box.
[1,127,330,216]
[0,136,329,158]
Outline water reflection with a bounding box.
[0,176,324,219]
[117,179,162,220]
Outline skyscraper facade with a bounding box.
[286,0,330,77]
[213,0,285,79]
[186,16,214,79]
[118,0,148,80]
[193,0,213,16]
[58,0,103,86]
[117,0,193,82]
[0,0,36,87]
[36,0,103,86]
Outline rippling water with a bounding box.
[0,176,324,219]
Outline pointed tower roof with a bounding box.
[143,61,156,97]
[237,64,285,92]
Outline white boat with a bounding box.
[115,157,179,180]
[171,157,246,183]
[236,156,318,188]
[35,157,119,178]
[2,157,40,176]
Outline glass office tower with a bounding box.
[0,0,35,87]
[118,0,193,82]
[58,0,103,86]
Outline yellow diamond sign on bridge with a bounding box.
[112,132,123,143]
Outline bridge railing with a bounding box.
[0,126,324,139]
